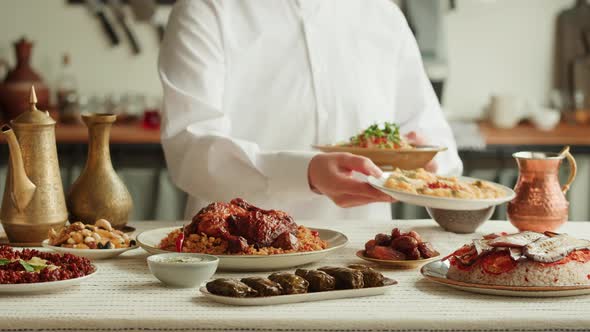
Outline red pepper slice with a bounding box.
[482,252,517,275]
[175,228,185,253]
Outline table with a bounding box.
[478,121,590,147]
[2,219,590,332]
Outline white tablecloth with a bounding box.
[1,219,590,332]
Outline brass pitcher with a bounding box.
[507,146,577,232]
[1,86,68,244]
[67,113,133,229]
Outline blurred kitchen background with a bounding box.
[0,0,589,221]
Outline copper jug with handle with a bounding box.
[1,86,67,244]
[507,146,577,232]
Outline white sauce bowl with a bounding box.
[147,253,219,288]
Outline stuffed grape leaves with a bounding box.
[241,277,283,297]
[206,278,258,297]
[347,264,385,287]
[318,267,364,289]
[295,269,336,292]
[268,272,309,294]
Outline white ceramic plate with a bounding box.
[356,250,440,269]
[42,240,139,260]
[368,174,516,211]
[0,265,98,294]
[421,260,590,297]
[199,278,397,306]
[137,226,348,272]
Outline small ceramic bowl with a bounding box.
[147,253,219,288]
[426,206,495,234]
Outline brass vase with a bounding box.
[67,113,133,229]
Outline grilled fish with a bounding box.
[488,231,546,248]
[523,234,590,263]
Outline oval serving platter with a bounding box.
[42,240,139,260]
[421,260,590,297]
[368,173,516,211]
[356,250,439,269]
[199,277,397,306]
[137,226,348,272]
[313,145,446,170]
[0,264,98,294]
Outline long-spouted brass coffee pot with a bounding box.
[1,86,67,244]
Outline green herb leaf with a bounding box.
[0,259,10,266]
[19,260,35,272]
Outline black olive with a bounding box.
[104,241,114,249]
[129,239,137,246]
[97,242,105,249]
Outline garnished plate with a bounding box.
[199,277,397,306]
[312,145,446,170]
[0,264,98,294]
[421,260,590,297]
[356,250,439,269]
[42,240,139,260]
[137,227,348,272]
[368,173,515,211]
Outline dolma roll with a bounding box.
[206,278,258,297]
[295,269,336,292]
[347,264,385,287]
[241,277,283,297]
[268,272,309,294]
[318,267,364,289]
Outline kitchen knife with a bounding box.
[85,0,120,46]
[109,0,141,55]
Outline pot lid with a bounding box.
[12,86,55,126]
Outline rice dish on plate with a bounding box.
[445,231,590,286]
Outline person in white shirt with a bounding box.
[158,0,462,220]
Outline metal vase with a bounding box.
[67,113,133,229]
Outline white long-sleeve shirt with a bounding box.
[158,0,462,220]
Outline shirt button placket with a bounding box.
[302,18,328,144]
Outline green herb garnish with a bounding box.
[0,259,10,266]
[19,260,35,272]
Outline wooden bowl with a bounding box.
[312,145,446,169]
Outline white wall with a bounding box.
[0,0,575,117]
[443,0,574,118]
[0,0,169,99]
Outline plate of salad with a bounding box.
[313,123,446,169]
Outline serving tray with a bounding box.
[199,277,397,305]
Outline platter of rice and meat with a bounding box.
[0,246,97,294]
[313,122,446,169]
[369,168,515,210]
[421,231,590,297]
[137,198,348,271]
[200,264,397,305]
[42,219,138,260]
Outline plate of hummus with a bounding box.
[368,168,515,210]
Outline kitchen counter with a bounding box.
[479,120,590,146]
[1,120,588,147]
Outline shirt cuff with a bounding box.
[258,151,319,199]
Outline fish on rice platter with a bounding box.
[444,231,590,287]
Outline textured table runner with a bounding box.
[1,219,590,332]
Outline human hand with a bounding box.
[405,131,438,173]
[308,153,395,208]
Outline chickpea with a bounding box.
[84,236,96,244]
[66,237,76,245]
[81,229,92,237]
[92,233,102,241]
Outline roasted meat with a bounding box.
[185,198,298,253]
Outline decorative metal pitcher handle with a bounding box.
[560,146,577,194]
